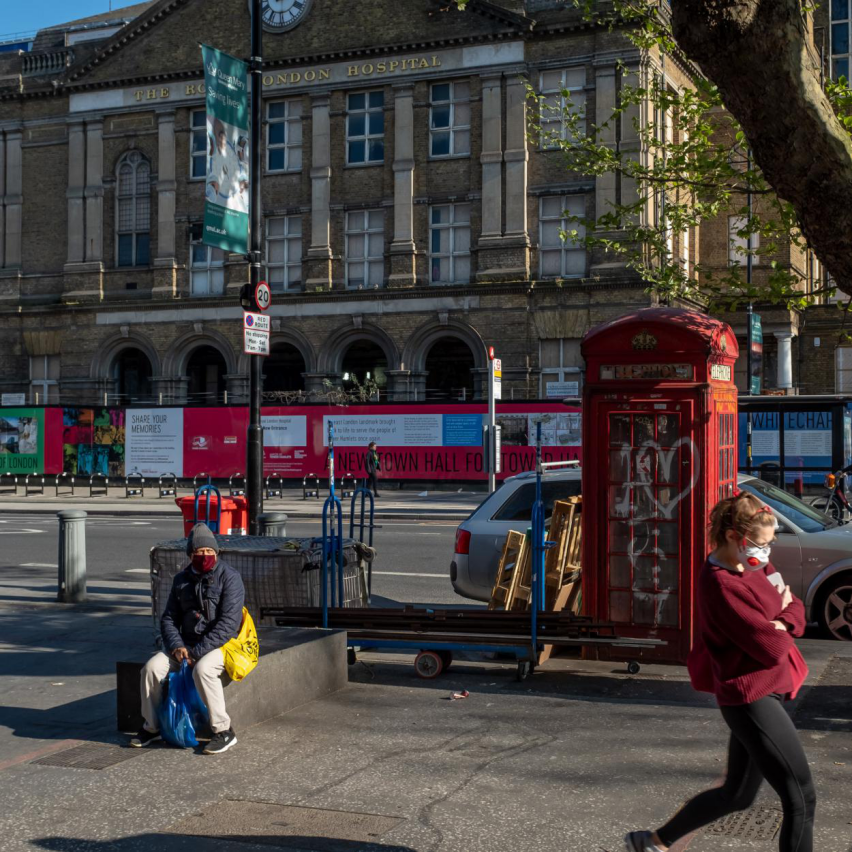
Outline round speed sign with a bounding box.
[254,280,272,312]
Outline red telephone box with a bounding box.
[581,308,739,664]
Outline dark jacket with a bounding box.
[161,559,245,660]
[365,449,380,474]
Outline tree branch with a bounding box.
[672,0,852,295]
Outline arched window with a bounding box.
[341,340,387,397]
[263,343,306,394]
[186,345,227,405]
[116,151,151,268]
[424,337,475,400]
[111,348,153,403]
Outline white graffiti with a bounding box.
[610,429,699,626]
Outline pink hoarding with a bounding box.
[41,403,581,480]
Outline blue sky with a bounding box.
[2,1,144,38]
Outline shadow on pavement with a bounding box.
[32,834,418,852]
[0,691,118,744]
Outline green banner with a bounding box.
[749,312,763,395]
[0,408,44,474]
[202,44,250,255]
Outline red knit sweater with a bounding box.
[687,557,808,706]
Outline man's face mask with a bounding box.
[737,537,771,571]
[191,554,217,574]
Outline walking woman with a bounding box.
[625,491,815,852]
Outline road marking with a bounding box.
[21,563,58,568]
[372,571,446,578]
[0,529,44,535]
[125,568,150,574]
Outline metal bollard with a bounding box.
[258,512,288,537]
[57,509,87,603]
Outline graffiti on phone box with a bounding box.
[610,434,699,626]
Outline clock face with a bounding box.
[250,0,312,32]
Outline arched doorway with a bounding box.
[186,345,227,405]
[424,337,475,400]
[341,340,387,398]
[263,343,306,394]
[112,348,153,403]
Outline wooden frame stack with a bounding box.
[488,498,582,619]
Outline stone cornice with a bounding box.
[1,276,658,316]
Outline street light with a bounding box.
[246,0,264,535]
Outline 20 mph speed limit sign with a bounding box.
[254,280,271,311]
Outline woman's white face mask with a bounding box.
[737,536,772,571]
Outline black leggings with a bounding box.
[366,472,379,495]
[657,695,815,852]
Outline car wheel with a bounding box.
[816,574,852,641]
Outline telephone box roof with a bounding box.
[582,307,739,362]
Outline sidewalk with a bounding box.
[1,599,850,852]
[0,487,482,521]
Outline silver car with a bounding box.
[451,470,852,641]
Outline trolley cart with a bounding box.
[268,423,666,680]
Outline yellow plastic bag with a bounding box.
[222,607,259,681]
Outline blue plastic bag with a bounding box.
[157,660,209,748]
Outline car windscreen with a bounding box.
[739,478,833,533]
[491,479,581,522]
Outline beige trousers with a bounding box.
[140,648,230,734]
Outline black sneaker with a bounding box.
[203,728,237,754]
[129,729,161,748]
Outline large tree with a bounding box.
[672,1,852,297]
[459,0,852,308]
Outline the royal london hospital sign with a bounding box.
[68,42,524,113]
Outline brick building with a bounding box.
[0,0,836,406]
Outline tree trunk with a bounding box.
[672,0,852,294]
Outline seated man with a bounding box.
[131,523,245,754]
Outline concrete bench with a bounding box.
[117,627,346,735]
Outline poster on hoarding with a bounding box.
[202,44,250,255]
[62,408,124,476]
[321,414,443,447]
[0,408,43,474]
[125,409,184,477]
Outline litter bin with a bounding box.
[175,494,248,536]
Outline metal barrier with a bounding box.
[158,473,178,498]
[25,474,45,497]
[229,472,246,497]
[55,472,75,497]
[302,473,320,500]
[265,474,283,499]
[0,473,17,495]
[349,487,379,602]
[125,470,145,498]
[322,421,344,626]
[192,472,211,492]
[193,483,222,533]
[89,473,108,498]
[340,472,356,498]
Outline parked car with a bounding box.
[451,469,852,642]
[450,465,581,603]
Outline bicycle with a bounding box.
[812,465,852,521]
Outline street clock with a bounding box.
[249,0,313,32]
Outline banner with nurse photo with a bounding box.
[201,44,250,254]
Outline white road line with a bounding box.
[125,568,150,573]
[21,562,58,568]
[371,571,446,578]
[0,529,44,534]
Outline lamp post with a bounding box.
[246,0,264,535]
